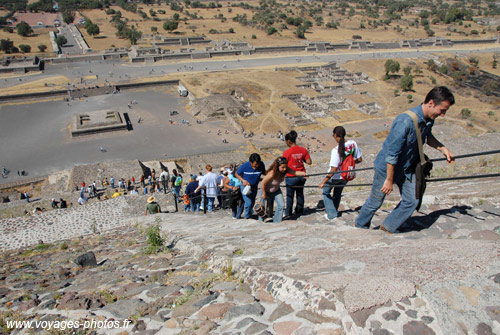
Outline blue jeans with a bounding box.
[355,170,419,233]
[285,177,306,216]
[206,197,215,212]
[241,185,257,219]
[260,189,285,223]
[322,179,347,219]
[190,200,200,212]
[231,191,243,219]
[173,186,180,201]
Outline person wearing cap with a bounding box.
[50,198,59,209]
[145,195,161,215]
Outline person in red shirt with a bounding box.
[283,130,312,218]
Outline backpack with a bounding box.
[174,176,183,187]
[341,154,356,181]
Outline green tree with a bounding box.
[0,39,14,53]
[427,59,437,72]
[16,21,33,37]
[384,59,400,78]
[439,65,448,75]
[296,25,306,38]
[400,74,413,91]
[62,10,75,24]
[86,23,100,37]
[38,44,47,52]
[19,44,31,53]
[55,35,67,47]
[151,26,158,33]
[403,66,412,75]
[163,19,179,32]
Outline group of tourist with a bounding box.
[34,86,455,234]
[157,86,456,234]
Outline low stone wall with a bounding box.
[0,89,68,102]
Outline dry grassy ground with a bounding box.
[0,27,54,56]
[342,55,500,130]
[171,55,499,134]
[0,75,70,94]
[0,0,498,56]
[71,1,500,52]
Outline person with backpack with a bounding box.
[170,169,182,202]
[283,130,312,219]
[318,126,362,221]
[355,87,455,233]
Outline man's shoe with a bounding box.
[380,225,392,234]
[324,214,337,221]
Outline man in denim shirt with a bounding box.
[355,87,455,233]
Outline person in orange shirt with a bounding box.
[183,194,191,212]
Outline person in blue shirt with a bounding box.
[185,176,201,212]
[235,153,266,219]
[355,86,455,233]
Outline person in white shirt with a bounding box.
[195,165,219,212]
[318,126,362,221]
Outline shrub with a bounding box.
[400,74,413,91]
[38,44,47,52]
[19,44,31,53]
[251,34,256,39]
[266,26,277,35]
[352,34,362,40]
[429,76,436,85]
[163,19,179,32]
[55,35,67,47]
[145,224,164,254]
[460,108,471,119]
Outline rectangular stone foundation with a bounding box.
[71,110,128,137]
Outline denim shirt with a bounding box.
[374,104,434,182]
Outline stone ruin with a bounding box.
[71,110,127,137]
[280,109,317,126]
[190,94,253,131]
[278,62,384,124]
[282,94,350,119]
[358,102,383,115]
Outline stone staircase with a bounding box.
[1,175,499,334]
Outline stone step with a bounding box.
[142,199,500,334]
